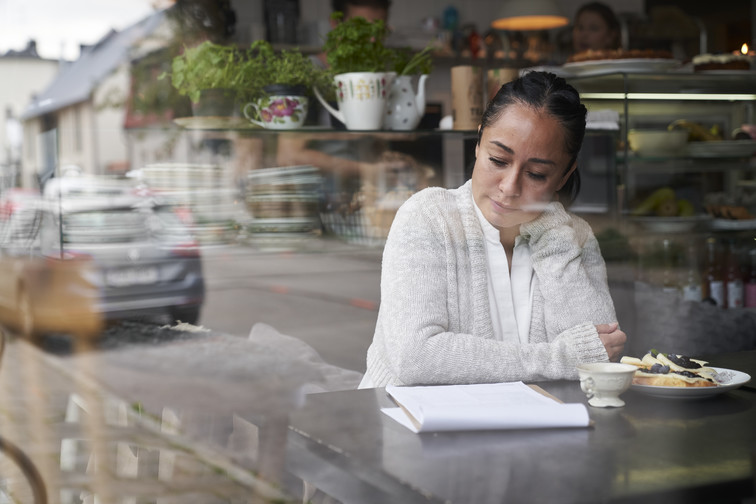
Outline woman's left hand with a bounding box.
[595,322,626,362]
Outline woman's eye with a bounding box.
[489,157,508,167]
[527,171,547,181]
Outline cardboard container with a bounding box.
[486,68,519,102]
[451,66,484,130]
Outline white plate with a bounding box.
[562,58,681,76]
[685,140,756,158]
[631,367,751,399]
[709,218,756,230]
[630,215,711,233]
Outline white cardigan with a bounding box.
[360,180,615,388]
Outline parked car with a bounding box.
[0,193,205,339]
[0,199,102,338]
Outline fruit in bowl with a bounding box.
[631,187,695,217]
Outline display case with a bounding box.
[567,72,756,223]
[125,126,478,249]
[567,71,756,355]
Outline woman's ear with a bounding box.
[557,161,577,191]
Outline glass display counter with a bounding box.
[125,126,478,249]
[567,71,756,356]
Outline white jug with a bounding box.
[314,72,394,130]
[384,74,428,130]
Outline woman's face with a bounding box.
[572,11,616,52]
[472,103,575,231]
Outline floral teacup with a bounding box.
[244,94,308,130]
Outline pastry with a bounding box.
[692,53,751,71]
[567,49,674,63]
[620,350,719,387]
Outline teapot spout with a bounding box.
[415,74,428,120]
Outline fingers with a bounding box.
[599,328,627,362]
[595,322,618,334]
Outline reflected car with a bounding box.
[0,202,102,338]
[0,195,205,339]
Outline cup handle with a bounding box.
[243,103,265,127]
[580,377,595,399]
[313,86,345,125]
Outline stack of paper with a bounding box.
[383,381,590,433]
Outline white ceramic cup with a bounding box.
[576,362,637,408]
[243,95,308,130]
[314,72,394,130]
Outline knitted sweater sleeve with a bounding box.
[520,202,615,370]
[366,190,609,387]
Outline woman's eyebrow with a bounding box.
[489,140,556,166]
[489,140,513,155]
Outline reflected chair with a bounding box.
[0,329,48,503]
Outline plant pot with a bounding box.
[191,88,239,118]
[314,72,394,130]
[243,84,309,130]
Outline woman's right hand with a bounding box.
[595,322,626,361]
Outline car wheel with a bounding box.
[17,287,36,338]
[169,306,201,325]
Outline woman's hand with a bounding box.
[595,322,626,361]
[519,201,571,241]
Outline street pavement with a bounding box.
[198,237,383,374]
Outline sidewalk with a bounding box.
[0,331,308,503]
[199,240,383,373]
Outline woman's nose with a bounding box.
[498,169,521,198]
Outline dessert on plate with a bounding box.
[620,350,720,387]
[692,53,751,71]
[567,48,674,63]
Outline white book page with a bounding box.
[383,382,589,433]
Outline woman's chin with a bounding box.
[490,215,527,230]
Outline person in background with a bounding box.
[276,0,427,227]
[572,1,621,53]
[359,71,626,388]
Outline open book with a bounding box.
[382,381,590,433]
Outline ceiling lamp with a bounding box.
[491,0,569,31]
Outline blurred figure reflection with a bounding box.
[572,2,620,54]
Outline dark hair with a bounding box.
[575,2,620,48]
[477,71,587,206]
[331,0,391,14]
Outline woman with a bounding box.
[359,71,626,388]
[572,2,621,53]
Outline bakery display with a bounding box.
[620,350,720,387]
[704,190,756,220]
[692,53,751,71]
[567,48,674,63]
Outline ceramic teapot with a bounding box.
[384,74,428,130]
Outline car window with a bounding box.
[0,208,42,253]
[62,208,150,244]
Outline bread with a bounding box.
[632,370,716,387]
[620,351,719,387]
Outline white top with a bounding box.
[473,195,534,344]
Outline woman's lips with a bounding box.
[490,199,518,213]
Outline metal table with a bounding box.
[286,351,756,504]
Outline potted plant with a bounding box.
[242,40,333,129]
[384,46,434,130]
[314,13,395,130]
[161,40,249,117]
